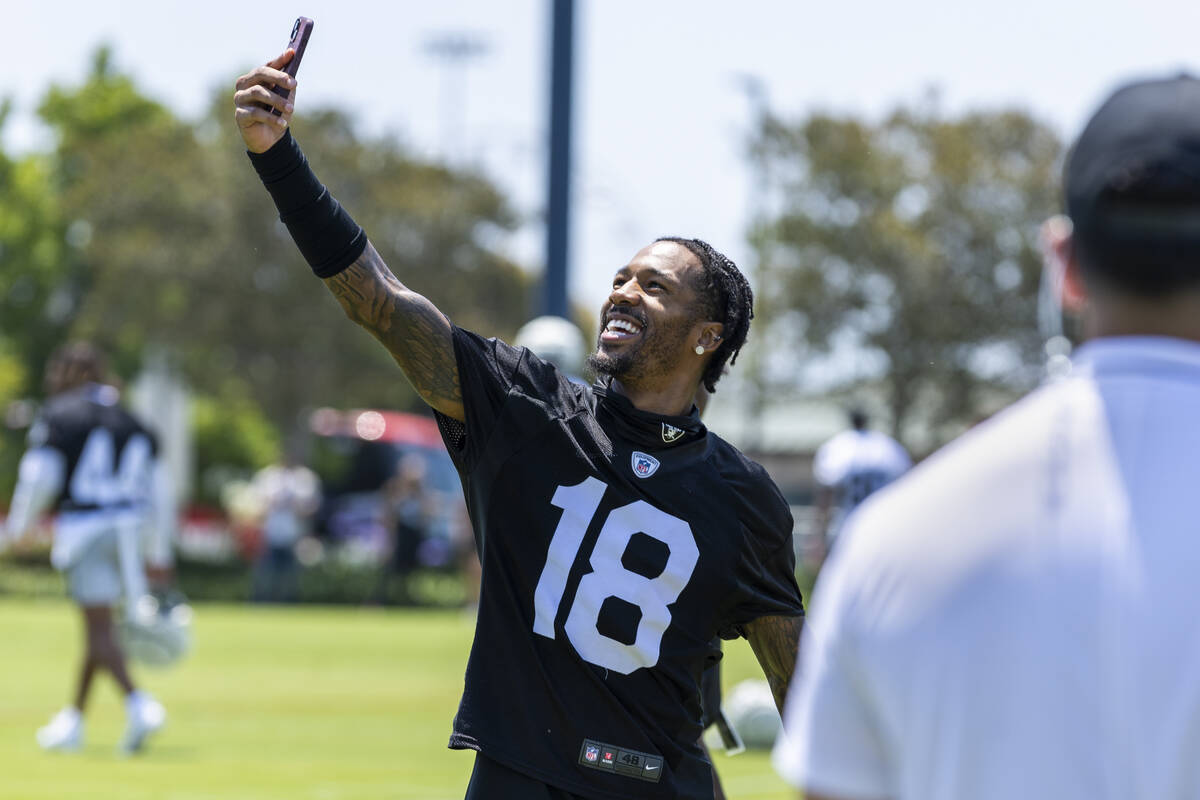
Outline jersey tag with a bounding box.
[631,451,660,479]
[578,738,663,783]
[661,423,684,443]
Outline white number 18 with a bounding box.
[532,477,699,675]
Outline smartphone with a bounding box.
[270,16,314,114]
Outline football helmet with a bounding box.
[118,591,193,667]
[514,315,587,377]
[723,679,782,750]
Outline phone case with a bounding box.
[270,17,314,108]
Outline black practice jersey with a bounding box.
[435,327,804,800]
[28,384,159,513]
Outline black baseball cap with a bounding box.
[1065,73,1200,294]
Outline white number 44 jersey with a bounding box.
[6,383,167,575]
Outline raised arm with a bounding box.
[233,51,464,421]
[322,244,463,419]
[742,614,804,714]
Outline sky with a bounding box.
[9,0,1200,322]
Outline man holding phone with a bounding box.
[234,34,804,800]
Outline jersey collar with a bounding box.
[1073,336,1200,383]
[592,382,706,449]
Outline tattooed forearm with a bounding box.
[323,241,465,421]
[744,614,804,714]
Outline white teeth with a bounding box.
[605,319,641,335]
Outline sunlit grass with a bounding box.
[0,597,792,799]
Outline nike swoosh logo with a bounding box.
[645,765,659,771]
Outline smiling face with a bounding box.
[587,241,718,389]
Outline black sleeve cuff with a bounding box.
[246,130,302,182]
[247,131,325,219]
[246,130,367,279]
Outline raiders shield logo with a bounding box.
[631,451,661,479]
[661,423,684,443]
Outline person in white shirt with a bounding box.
[2,343,170,754]
[811,409,911,562]
[249,454,320,603]
[774,73,1200,800]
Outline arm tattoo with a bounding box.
[323,241,465,421]
[744,614,804,714]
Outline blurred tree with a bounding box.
[0,99,74,398]
[28,48,532,425]
[196,99,532,426]
[1,47,533,499]
[749,101,1063,447]
[37,46,218,381]
[0,95,77,498]
[191,387,281,507]
[0,340,29,498]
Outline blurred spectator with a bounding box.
[374,452,436,605]
[250,451,321,603]
[810,408,911,564]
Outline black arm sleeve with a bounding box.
[247,130,367,278]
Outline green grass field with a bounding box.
[0,596,793,799]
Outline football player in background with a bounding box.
[235,51,804,800]
[809,408,910,564]
[2,342,169,754]
[775,74,1200,800]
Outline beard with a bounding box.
[586,347,636,382]
[586,315,694,385]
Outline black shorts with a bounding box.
[464,753,588,800]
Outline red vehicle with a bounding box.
[307,408,465,568]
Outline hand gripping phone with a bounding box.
[270,16,314,114]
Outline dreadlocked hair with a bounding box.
[655,236,754,393]
[44,341,108,396]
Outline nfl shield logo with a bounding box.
[631,451,660,479]
[585,745,599,763]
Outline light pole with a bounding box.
[736,73,771,453]
[543,0,575,319]
[423,33,490,163]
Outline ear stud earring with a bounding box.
[694,345,705,355]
